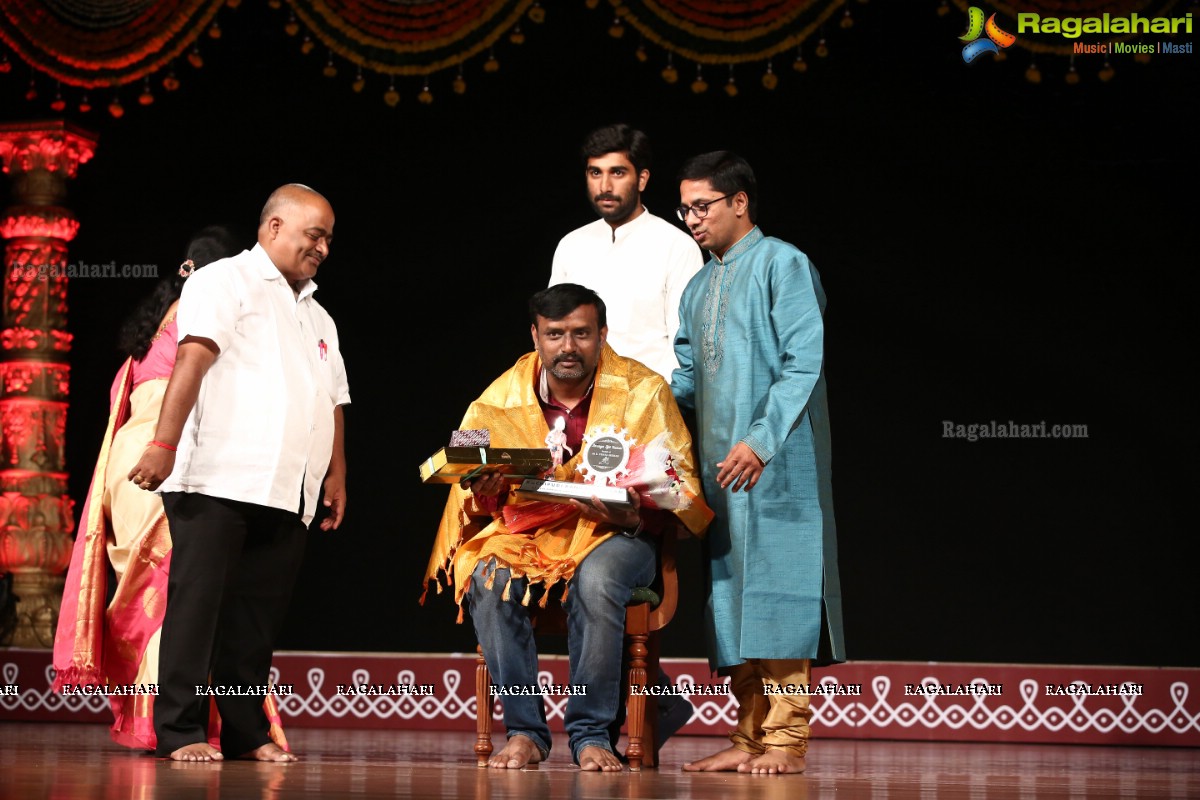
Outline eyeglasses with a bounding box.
[675,194,734,222]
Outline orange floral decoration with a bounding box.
[284,0,538,76]
[0,0,226,88]
[605,0,845,64]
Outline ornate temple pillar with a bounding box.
[0,121,97,648]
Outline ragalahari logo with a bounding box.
[960,6,1016,62]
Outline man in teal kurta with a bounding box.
[671,151,844,775]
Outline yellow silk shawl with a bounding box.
[422,345,711,618]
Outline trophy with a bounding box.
[515,425,634,510]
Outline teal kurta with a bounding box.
[672,226,845,671]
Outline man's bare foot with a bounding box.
[168,743,223,762]
[681,745,755,772]
[738,749,805,774]
[241,743,298,763]
[578,745,623,772]
[487,735,543,769]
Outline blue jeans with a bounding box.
[466,533,656,764]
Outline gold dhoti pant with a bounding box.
[728,658,812,758]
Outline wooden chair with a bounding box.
[474,531,679,771]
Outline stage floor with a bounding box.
[2,722,1197,799]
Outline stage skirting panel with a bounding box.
[2,649,1196,747]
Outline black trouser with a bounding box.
[154,492,306,757]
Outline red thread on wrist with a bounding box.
[149,440,177,452]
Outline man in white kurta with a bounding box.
[550,124,704,747]
[550,123,703,382]
[128,184,349,763]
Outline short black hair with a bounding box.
[581,123,652,175]
[529,283,607,330]
[678,150,758,222]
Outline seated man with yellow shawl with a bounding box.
[423,283,711,772]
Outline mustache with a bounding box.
[593,193,620,203]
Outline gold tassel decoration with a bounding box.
[661,53,678,84]
[762,61,778,90]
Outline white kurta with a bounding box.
[551,208,703,381]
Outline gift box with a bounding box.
[513,478,634,511]
[418,447,554,484]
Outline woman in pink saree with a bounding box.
[53,227,288,752]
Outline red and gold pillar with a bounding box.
[0,120,96,648]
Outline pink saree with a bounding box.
[53,325,288,752]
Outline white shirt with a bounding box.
[550,209,703,381]
[159,244,351,526]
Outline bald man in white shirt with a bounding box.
[129,184,349,762]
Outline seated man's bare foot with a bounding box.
[682,745,755,772]
[578,745,623,772]
[738,749,805,775]
[241,743,298,763]
[487,735,543,769]
[168,743,223,762]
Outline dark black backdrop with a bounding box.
[2,2,1194,666]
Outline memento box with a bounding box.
[418,447,554,484]
[514,478,634,511]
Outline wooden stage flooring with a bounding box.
[2,722,1197,799]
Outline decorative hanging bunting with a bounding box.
[606,0,844,62]
[283,0,540,76]
[0,0,226,89]
[3,0,1183,116]
[598,0,851,91]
